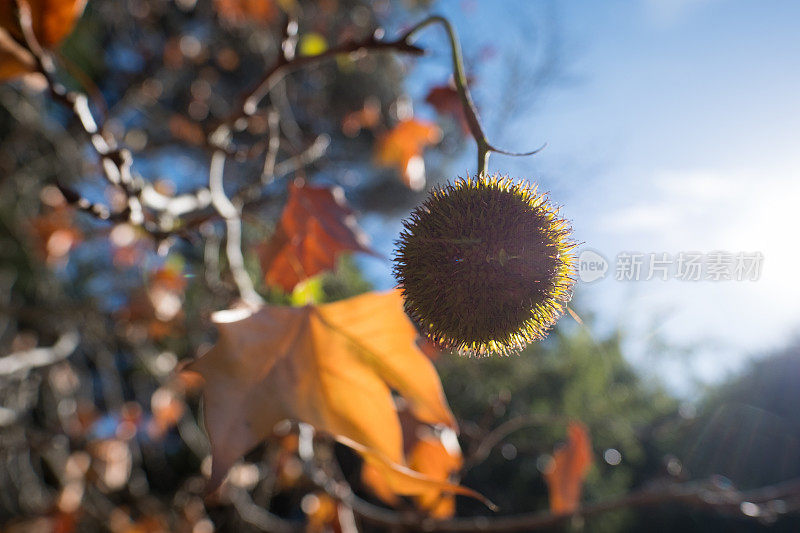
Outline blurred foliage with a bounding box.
[0,0,433,529]
[635,342,800,532]
[2,0,800,531]
[437,315,678,530]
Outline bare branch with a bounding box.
[401,16,545,176]
[346,478,800,532]
[272,134,331,179]
[261,108,281,184]
[463,414,561,472]
[214,26,425,138]
[0,331,79,376]
[229,487,302,533]
[208,148,263,308]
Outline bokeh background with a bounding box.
[1,0,799,531]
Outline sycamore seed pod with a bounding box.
[394,175,576,356]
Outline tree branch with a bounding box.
[401,16,545,176]
[0,331,79,376]
[214,25,425,134]
[346,477,800,532]
[208,148,263,308]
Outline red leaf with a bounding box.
[425,84,470,134]
[259,180,375,292]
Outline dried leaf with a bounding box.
[343,435,492,510]
[259,180,375,292]
[544,421,593,514]
[0,0,86,49]
[363,426,465,517]
[407,431,463,517]
[374,119,441,191]
[425,83,469,133]
[189,290,458,491]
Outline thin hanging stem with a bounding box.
[403,16,544,177]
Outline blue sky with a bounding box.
[363,0,800,393]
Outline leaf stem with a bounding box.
[402,16,545,177]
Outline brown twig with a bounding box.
[350,478,800,532]
[213,27,424,137]
[462,414,563,473]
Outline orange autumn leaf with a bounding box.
[364,426,465,518]
[214,0,278,26]
[374,119,441,191]
[147,387,185,440]
[344,435,492,511]
[0,0,86,80]
[408,431,464,518]
[31,205,82,264]
[0,0,86,47]
[303,492,341,533]
[259,180,375,292]
[188,290,459,491]
[544,421,593,514]
[361,458,399,506]
[341,97,381,137]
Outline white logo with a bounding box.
[578,249,608,283]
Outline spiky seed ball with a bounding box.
[394,175,575,356]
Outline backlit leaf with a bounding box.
[259,180,375,292]
[0,0,86,47]
[407,430,464,517]
[543,421,593,514]
[343,435,492,510]
[374,119,441,191]
[188,290,458,492]
[362,424,466,518]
